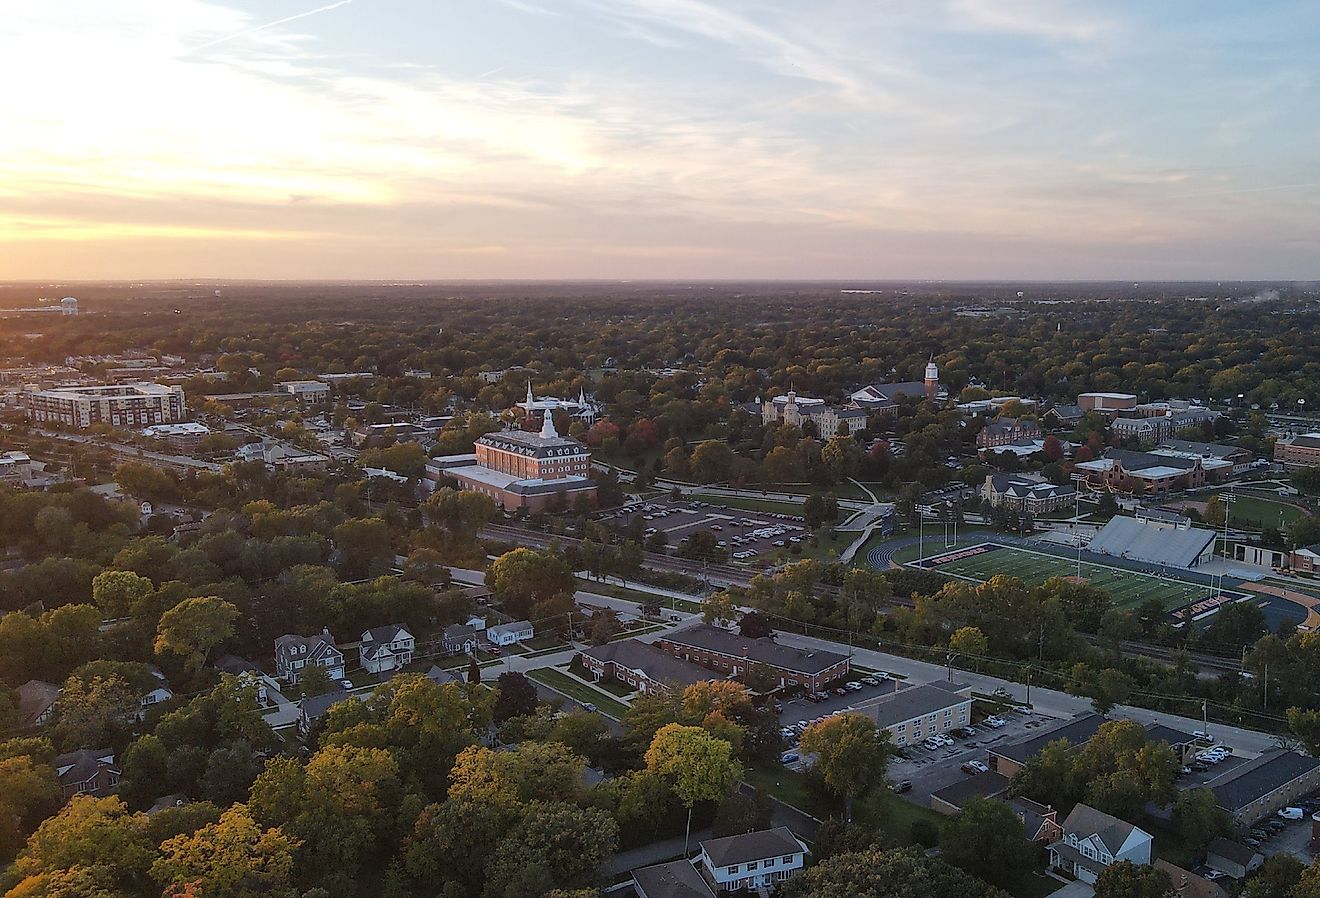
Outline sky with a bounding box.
[2,0,1318,280]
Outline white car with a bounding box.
[1279,807,1305,820]
[984,716,1007,728]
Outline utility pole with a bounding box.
[1025,666,1032,705]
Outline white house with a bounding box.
[359,625,415,674]
[486,620,534,647]
[1048,803,1152,885]
[136,665,174,718]
[274,630,345,684]
[699,827,808,893]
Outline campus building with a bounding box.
[656,625,849,692]
[142,422,210,452]
[438,411,597,512]
[1076,392,1138,416]
[279,380,331,403]
[982,473,1075,514]
[516,382,601,425]
[23,382,186,429]
[1072,447,1207,494]
[976,417,1041,448]
[760,391,868,439]
[1275,433,1320,471]
[849,357,943,413]
[1153,440,1252,479]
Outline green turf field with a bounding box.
[910,542,1213,611]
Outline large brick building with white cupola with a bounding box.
[438,410,597,512]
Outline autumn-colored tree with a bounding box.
[151,804,300,898]
[799,713,893,820]
[644,724,742,852]
[154,597,239,669]
[90,570,155,620]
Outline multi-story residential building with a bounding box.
[0,451,34,484]
[1048,804,1152,885]
[853,682,972,747]
[23,382,185,429]
[1073,447,1206,494]
[656,625,849,692]
[1204,750,1320,825]
[438,412,597,512]
[273,631,345,684]
[976,417,1041,448]
[698,827,809,893]
[359,625,415,675]
[279,380,331,403]
[982,474,1075,514]
[1275,433,1320,471]
[759,391,868,439]
[581,639,712,696]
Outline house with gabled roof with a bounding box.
[698,826,808,892]
[359,624,414,674]
[631,859,716,898]
[16,679,61,728]
[274,629,345,684]
[1048,803,1152,885]
[53,748,120,802]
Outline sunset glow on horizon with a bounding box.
[4,0,1319,280]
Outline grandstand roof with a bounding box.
[1088,516,1216,569]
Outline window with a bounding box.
[782,855,794,864]
[727,866,739,875]
[747,861,758,871]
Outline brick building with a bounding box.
[581,639,712,695]
[760,391,868,439]
[976,417,1041,448]
[23,382,185,429]
[1073,447,1207,494]
[656,625,849,692]
[1275,433,1320,471]
[438,411,597,512]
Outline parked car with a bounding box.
[339,679,354,690]
[961,761,989,775]
[984,716,1007,728]
[834,687,848,697]
[845,682,864,691]
[891,780,913,794]
[1279,807,1305,820]
[780,752,800,765]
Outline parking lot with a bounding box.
[602,497,809,562]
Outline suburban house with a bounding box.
[1203,750,1320,825]
[982,473,1076,514]
[54,748,121,801]
[273,630,346,684]
[442,623,483,656]
[631,859,716,898]
[136,666,174,717]
[698,826,808,892]
[359,625,415,674]
[1205,837,1264,881]
[16,679,61,728]
[927,775,1061,842]
[424,665,461,686]
[581,639,712,696]
[297,687,357,736]
[1048,803,1152,885]
[657,624,849,692]
[486,620,534,647]
[852,682,972,747]
[214,654,271,705]
[976,417,1041,448]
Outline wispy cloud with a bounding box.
[185,0,353,54]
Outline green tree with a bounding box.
[8,796,155,895]
[299,665,332,698]
[948,626,988,661]
[689,441,736,484]
[90,570,155,620]
[644,724,742,852]
[938,797,1033,890]
[1174,787,1228,852]
[1245,854,1305,898]
[483,802,619,898]
[154,597,239,670]
[485,548,576,620]
[51,675,137,750]
[781,846,1010,898]
[1289,707,1320,755]
[798,714,893,821]
[423,488,498,543]
[492,672,539,725]
[1094,860,1172,898]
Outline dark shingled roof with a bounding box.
[1205,750,1320,813]
[988,713,1105,764]
[664,625,847,676]
[930,771,1010,809]
[299,687,356,722]
[583,639,712,689]
[700,826,804,868]
[1205,836,1260,868]
[632,860,716,898]
[856,683,970,729]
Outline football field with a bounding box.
[911,542,1217,611]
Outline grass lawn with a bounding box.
[744,762,832,818]
[526,667,630,718]
[860,791,947,845]
[689,493,807,515]
[578,580,705,613]
[899,539,1215,612]
[595,678,636,698]
[1011,873,1063,898]
[1217,492,1309,530]
[522,634,567,651]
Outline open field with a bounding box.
[1217,492,1309,530]
[526,667,630,718]
[907,541,1218,611]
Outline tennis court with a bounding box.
[911,542,1218,611]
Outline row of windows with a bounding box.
[726,855,796,874]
